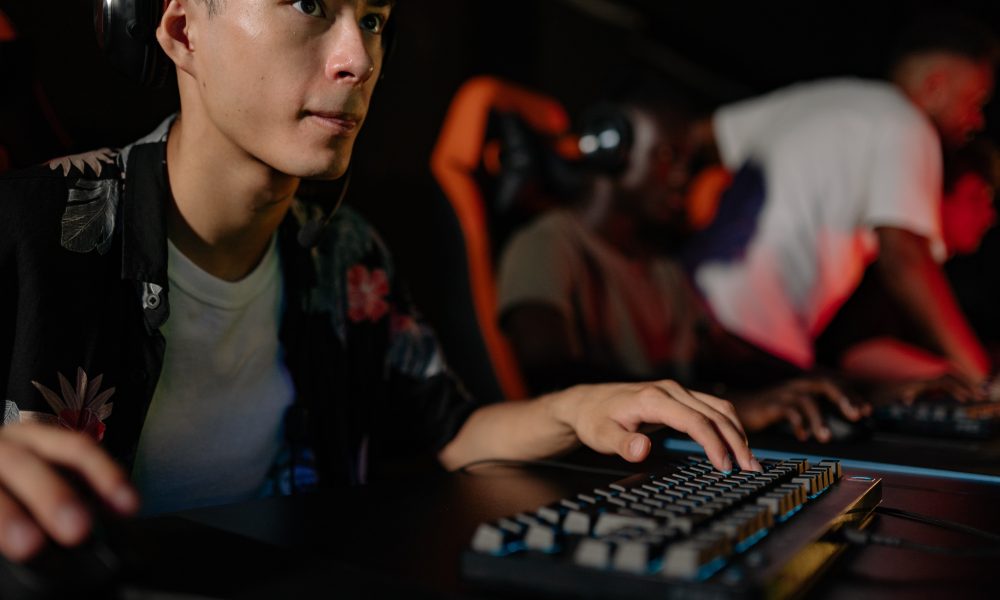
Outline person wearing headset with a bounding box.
[497,97,866,445]
[0,0,759,563]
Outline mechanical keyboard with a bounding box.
[462,457,881,599]
[872,379,1000,439]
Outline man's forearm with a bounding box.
[441,381,761,475]
[877,231,989,381]
[437,390,580,471]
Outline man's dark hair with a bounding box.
[888,12,1000,74]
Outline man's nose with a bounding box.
[324,20,376,85]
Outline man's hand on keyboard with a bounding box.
[877,373,985,406]
[550,381,762,473]
[439,380,761,474]
[0,423,139,562]
[732,378,870,442]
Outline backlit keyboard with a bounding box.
[873,377,1000,439]
[462,456,881,599]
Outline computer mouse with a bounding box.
[0,530,122,600]
[0,474,125,600]
[773,408,872,443]
[822,410,872,443]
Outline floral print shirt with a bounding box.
[0,117,480,491]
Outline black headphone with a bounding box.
[93,0,398,87]
[93,0,171,87]
[576,103,634,176]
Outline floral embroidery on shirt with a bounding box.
[30,368,115,442]
[387,308,446,379]
[47,148,117,177]
[61,178,120,255]
[347,265,389,322]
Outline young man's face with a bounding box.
[184,0,393,179]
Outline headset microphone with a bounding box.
[297,169,352,248]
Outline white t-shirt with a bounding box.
[497,210,700,379]
[131,236,295,515]
[694,78,944,368]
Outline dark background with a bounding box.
[2,0,999,397]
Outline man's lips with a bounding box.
[305,111,361,134]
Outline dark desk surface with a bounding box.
[118,443,1000,600]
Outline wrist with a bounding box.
[542,385,585,438]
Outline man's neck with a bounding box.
[577,180,651,261]
[165,113,299,282]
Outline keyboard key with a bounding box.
[594,488,617,498]
[613,539,657,573]
[525,523,559,551]
[537,505,566,525]
[563,510,595,535]
[472,522,525,554]
[818,459,842,480]
[593,513,659,537]
[574,538,613,569]
[662,532,729,579]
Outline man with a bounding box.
[498,99,865,445]
[685,14,997,386]
[0,1,757,563]
[817,139,998,384]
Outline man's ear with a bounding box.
[156,0,195,77]
[919,67,950,112]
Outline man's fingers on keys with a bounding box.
[797,395,830,443]
[783,406,807,441]
[655,382,750,453]
[3,424,138,516]
[677,414,733,473]
[0,491,45,562]
[652,383,755,471]
[947,377,978,403]
[0,437,91,546]
[690,390,747,438]
[661,400,753,473]
[813,381,862,421]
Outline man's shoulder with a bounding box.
[803,78,927,123]
[1,148,124,182]
[0,148,127,256]
[511,209,580,242]
[514,209,589,252]
[745,78,915,116]
[0,149,122,215]
[500,209,588,272]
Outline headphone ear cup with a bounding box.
[576,104,633,175]
[94,0,171,87]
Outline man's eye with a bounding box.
[292,0,325,18]
[360,13,386,34]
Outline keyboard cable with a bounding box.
[834,505,1000,557]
